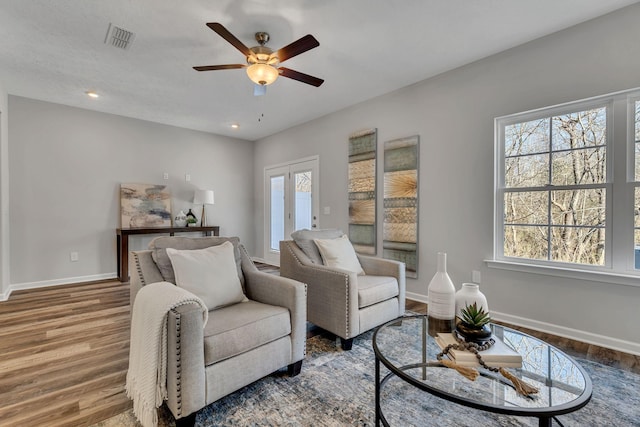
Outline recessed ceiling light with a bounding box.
[231,123,240,129]
[86,91,99,99]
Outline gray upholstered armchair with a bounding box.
[129,236,307,426]
[279,230,405,350]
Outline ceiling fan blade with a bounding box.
[206,22,252,57]
[193,64,246,71]
[276,35,319,63]
[279,67,324,87]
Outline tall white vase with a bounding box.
[427,252,456,336]
[455,283,489,318]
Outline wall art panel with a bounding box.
[120,183,172,228]
[348,129,377,254]
[383,135,419,277]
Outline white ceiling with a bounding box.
[1,0,638,141]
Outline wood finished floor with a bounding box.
[0,280,132,427]
[0,280,637,427]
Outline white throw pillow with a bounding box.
[314,234,365,275]
[166,241,246,310]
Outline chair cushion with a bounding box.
[149,236,244,287]
[314,234,365,275]
[357,275,399,308]
[166,242,247,310]
[291,228,344,264]
[203,300,291,366]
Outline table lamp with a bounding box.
[193,189,215,226]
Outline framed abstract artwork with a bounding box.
[348,129,377,255]
[120,183,172,228]
[383,135,419,278]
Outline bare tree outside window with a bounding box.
[503,108,606,265]
[635,100,640,268]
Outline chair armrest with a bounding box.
[130,250,164,307]
[165,302,206,420]
[243,270,307,363]
[358,255,406,315]
[280,240,360,339]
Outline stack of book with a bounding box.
[435,333,522,368]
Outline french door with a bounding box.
[264,156,319,265]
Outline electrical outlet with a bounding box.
[323,206,331,215]
[163,172,169,180]
[472,270,481,283]
[70,252,79,262]
[185,173,191,182]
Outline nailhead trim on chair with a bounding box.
[132,252,146,286]
[173,309,183,416]
[283,242,353,338]
[343,275,350,339]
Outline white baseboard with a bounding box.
[3,272,118,301]
[406,291,428,305]
[406,293,640,356]
[491,310,640,356]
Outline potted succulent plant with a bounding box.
[456,302,492,343]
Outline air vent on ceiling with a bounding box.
[104,23,135,50]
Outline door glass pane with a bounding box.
[635,187,640,269]
[294,171,312,231]
[270,175,284,251]
[635,101,639,181]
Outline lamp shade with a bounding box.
[246,63,279,86]
[193,189,214,205]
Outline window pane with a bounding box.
[550,226,605,265]
[635,187,639,269]
[636,187,640,228]
[294,171,312,231]
[636,101,640,181]
[504,225,548,260]
[551,147,606,185]
[552,108,606,151]
[504,191,548,224]
[505,153,549,188]
[636,142,640,182]
[270,176,284,251]
[635,229,640,270]
[505,119,549,157]
[551,189,606,226]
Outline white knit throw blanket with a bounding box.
[126,281,208,427]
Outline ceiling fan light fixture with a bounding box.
[246,63,279,86]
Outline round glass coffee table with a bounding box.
[373,315,592,427]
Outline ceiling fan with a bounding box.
[193,22,324,93]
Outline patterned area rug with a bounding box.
[96,328,639,427]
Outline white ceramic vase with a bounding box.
[174,210,187,227]
[455,282,489,319]
[427,252,456,335]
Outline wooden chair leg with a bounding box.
[340,337,354,351]
[288,360,303,376]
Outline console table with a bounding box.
[116,226,220,282]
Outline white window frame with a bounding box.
[489,88,640,288]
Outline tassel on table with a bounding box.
[440,359,479,381]
[499,367,539,396]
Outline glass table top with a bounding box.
[373,315,592,417]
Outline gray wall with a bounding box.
[8,96,254,287]
[254,6,640,352]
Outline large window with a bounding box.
[634,99,640,268]
[495,89,640,280]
